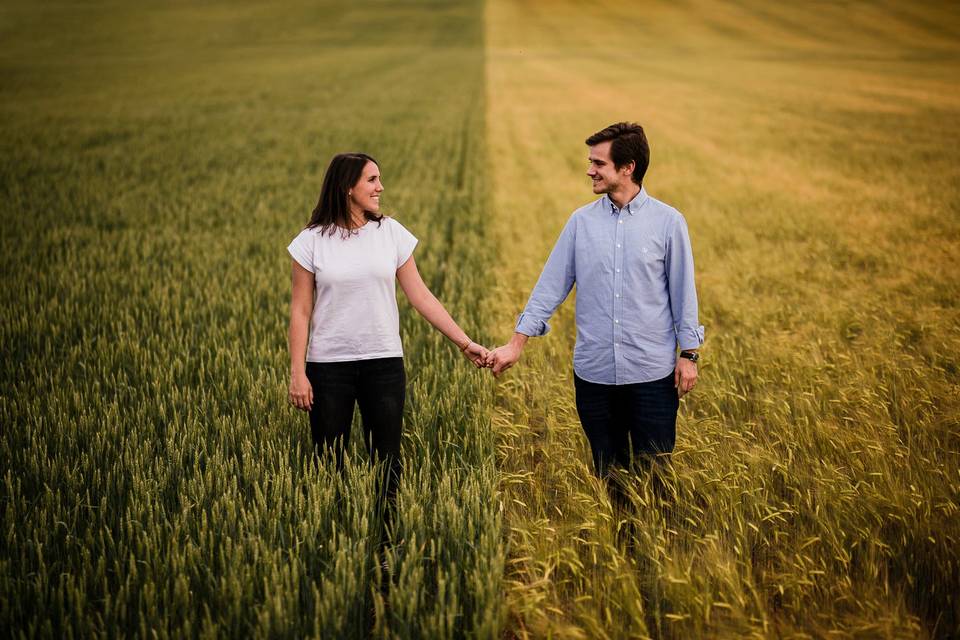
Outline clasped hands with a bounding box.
[460,341,521,377]
[463,339,697,396]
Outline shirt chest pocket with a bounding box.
[624,243,665,284]
[633,244,664,268]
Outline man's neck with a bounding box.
[609,184,641,210]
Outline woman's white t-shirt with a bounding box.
[287,217,418,363]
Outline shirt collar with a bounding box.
[605,186,648,216]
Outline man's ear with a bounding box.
[622,161,635,176]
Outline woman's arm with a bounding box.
[288,261,315,410]
[396,256,488,366]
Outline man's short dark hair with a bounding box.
[585,122,649,186]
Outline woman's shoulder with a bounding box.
[292,224,321,240]
[382,215,415,229]
[376,217,417,256]
[289,226,320,251]
[377,215,413,235]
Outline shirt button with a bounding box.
[616,244,621,248]
[618,220,623,224]
[615,319,619,324]
[615,293,620,298]
[615,268,620,273]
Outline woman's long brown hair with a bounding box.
[307,152,383,236]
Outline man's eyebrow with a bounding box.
[588,157,605,164]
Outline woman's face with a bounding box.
[349,161,383,214]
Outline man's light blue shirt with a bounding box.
[516,187,705,385]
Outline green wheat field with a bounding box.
[2,1,958,638]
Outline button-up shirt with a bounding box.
[516,187,704,385]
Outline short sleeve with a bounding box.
[392,219,418,268]
[287,228,315,273]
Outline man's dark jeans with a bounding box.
[574,371,679,485]
[305,357,405,507]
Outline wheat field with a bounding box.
[2,0,959,638]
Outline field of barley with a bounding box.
[2,0,959,638]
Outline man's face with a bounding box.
[587,141,632,195]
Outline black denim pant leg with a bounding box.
[305,361,359,468]
[574,374,628,479]
[356,357,406,508]
[620,372,680,459]
[619,372,680,504]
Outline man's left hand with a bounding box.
[675,357,698,398]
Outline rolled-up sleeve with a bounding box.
[515,215,577,337]
[666,213,705,350]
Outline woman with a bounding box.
[286,152,488,507]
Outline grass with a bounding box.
[2,0,959,637]
[1,0,502,637]
[485,0,960,637]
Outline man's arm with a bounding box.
[666,213,704,397]
[488,215,577,377]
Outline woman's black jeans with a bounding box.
[305,357,405,510]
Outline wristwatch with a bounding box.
[679,350,699,363]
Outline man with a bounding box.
[486,122,704,488]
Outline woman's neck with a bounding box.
[347,209,367,229]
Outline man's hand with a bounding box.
[461,341,490,369]
[485,344,519,377]
[484,333,529,378]
[674,357,698,398]
[289,371,313,411]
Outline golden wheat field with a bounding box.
[2,0,959,638]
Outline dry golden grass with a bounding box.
[486,1,960,637]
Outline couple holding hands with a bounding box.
[287,122,703,510]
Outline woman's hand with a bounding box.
[461,341,490,369]
[289,371,313,411]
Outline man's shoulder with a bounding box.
[569,196,608,219]
[642,192,686,226]
[643,191,680,214]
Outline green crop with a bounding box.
[1,1,501,637]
